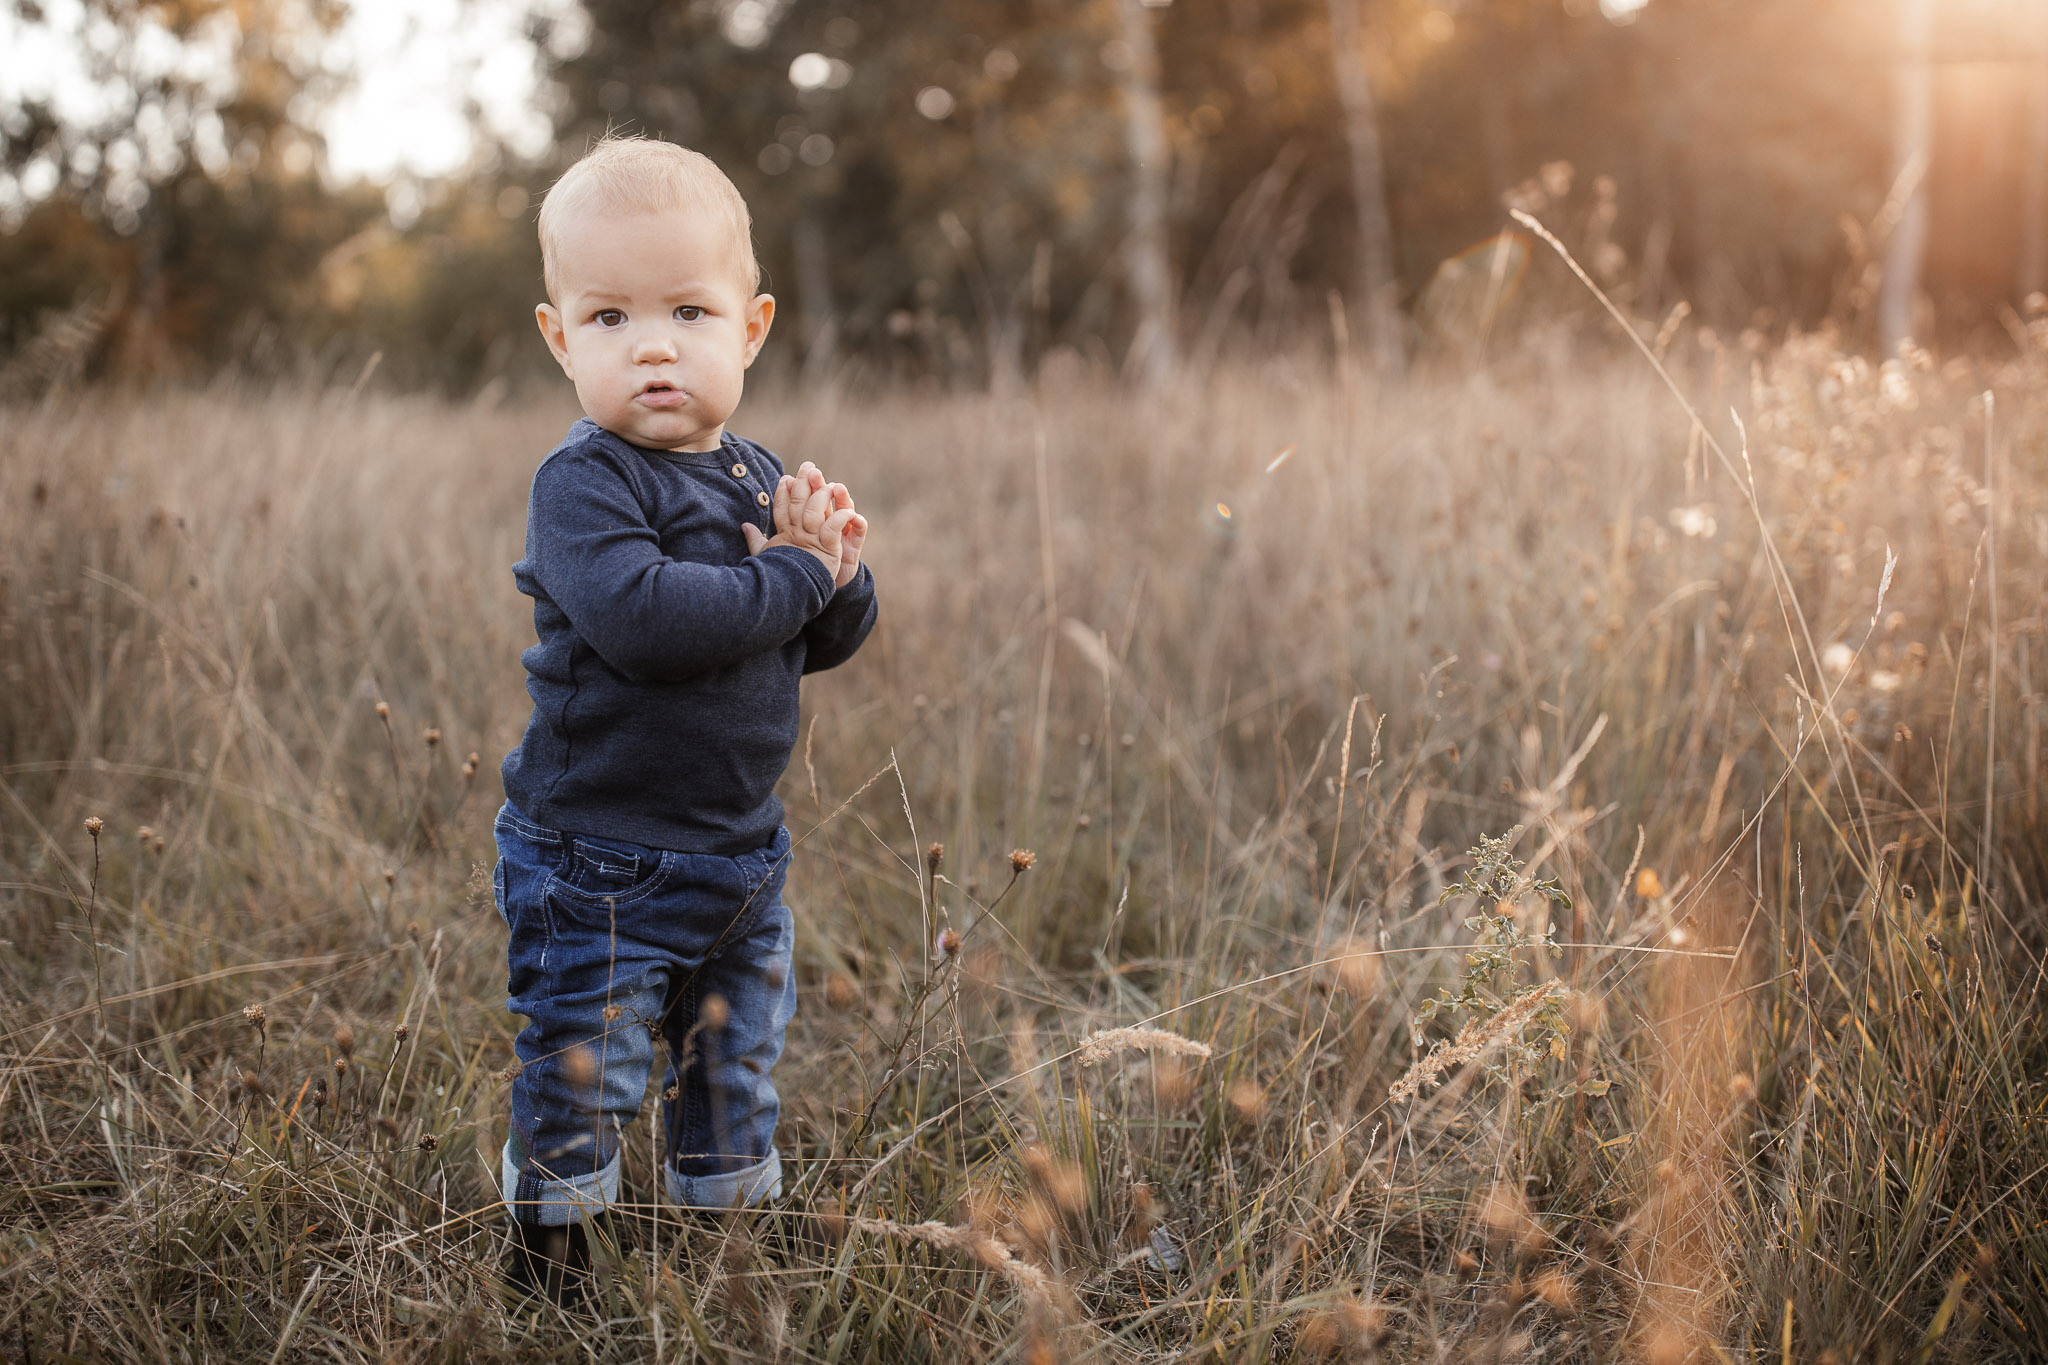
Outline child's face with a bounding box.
[536,202,773,452]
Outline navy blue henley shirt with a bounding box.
[501,417,878,854]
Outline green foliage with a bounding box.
[1409,826,1601,1097]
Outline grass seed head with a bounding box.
[1639,1321,1692,1365]
[1227,1077,1266,1124]
[242,1001,266,1031]
[333,1022,355,1056]
[1075,1026,1212,1067]
[1297,1295,1392,1359]
[1151,1055,1193,1105]
[1534,1267,1578,1311]
[1477,1180,1543,1258]
[1126,1184,1159,1247]
[83,815,103,836]
[826,972,859,1008]
[1021,1144,1086,1214]
[926,841,944,876]
[700,994,731,1031]
[1333,935,1383,997]
[1009,848,1036,873]
[1015,1194,1056,1251]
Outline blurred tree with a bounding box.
[1324,0,1402,370]
[9,0,2048,385]
[0,0,381,378]
[1117,0,1176,385]
[1881,0,1934,353]
[539,0,1132,384]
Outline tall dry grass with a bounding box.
[2,328,2044,1361]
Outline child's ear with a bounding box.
[742,293,775,368]
[535,303,573,378]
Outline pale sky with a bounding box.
[0,0,568,190]
[319,0,570,182]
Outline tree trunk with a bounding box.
[2020,17,2048,299]
[1326,0,1404,372]
[1118,0,1176,387]
[1879,0,1933,355]
[791,208,837,382]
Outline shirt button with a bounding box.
[730,463,748,479]
[756,490,772,507]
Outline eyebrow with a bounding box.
[570,284,723,305]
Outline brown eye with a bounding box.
[596,309,625,327]
[675,305,704,322]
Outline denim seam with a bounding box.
[495,809,563,845]
[706,834,786,961]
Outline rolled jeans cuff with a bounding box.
[666,1149,783,1209]
[503,1141,619,1227]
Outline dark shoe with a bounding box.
[505,1217,596,1308]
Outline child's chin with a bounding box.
[610,413,704,448]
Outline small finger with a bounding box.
[802,482,834,534]
[741,523,766,554]
[773,475,794,531]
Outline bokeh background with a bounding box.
[4,0,2045,390]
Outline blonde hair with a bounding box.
[538,136,760,301]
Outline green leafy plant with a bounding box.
[1397,827,1604,1100]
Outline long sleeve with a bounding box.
[527,449,835,683]
[801,562,878,674]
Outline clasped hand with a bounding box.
[740,461,867,590]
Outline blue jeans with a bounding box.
[492,802,797,1225]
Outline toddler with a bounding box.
[492,136,876,1297]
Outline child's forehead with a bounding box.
[556,197,716,246]
[553,200,751,277]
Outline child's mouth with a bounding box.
[637,383,688,408]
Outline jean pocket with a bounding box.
[492,858,509,925]
[546,845,673,926]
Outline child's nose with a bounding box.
[632,328,679,362]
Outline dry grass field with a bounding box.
[3,325,2046,1360]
